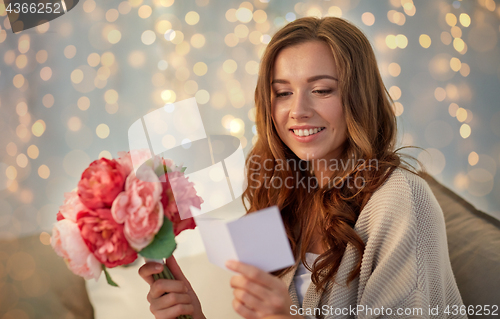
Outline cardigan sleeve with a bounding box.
[354,170,466,319]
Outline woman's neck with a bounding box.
[309,147,347,188]
[312,160,333,188]
[308,240,326,255]
[308,228,327,255]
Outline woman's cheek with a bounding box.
[273,105,289,125]
[272,110,285,135]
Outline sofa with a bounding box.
[1,173,499,319]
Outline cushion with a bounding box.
[0,234,94,319]
[85,258,155,319]
[421,172,500,312]
[86,232,240,319]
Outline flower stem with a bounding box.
[152,261,192,319]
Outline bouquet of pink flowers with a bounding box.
[50,149,203,301]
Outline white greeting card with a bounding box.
[190,206,295,273]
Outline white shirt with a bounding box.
[293,252,320,306]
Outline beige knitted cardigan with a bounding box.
[279,168,467,319]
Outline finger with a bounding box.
[226,260,277,289]
[155,303,194,319]
[150,292,191,312]
[233,287,264,312]
[232,298,259,319]
[230,275,267,302]
[165,255,191,288]
[150,279,189,299]
[139,262,165,286]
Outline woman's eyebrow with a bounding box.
[271,75,339,84]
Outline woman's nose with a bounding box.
[290,91,313,119]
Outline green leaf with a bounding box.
[102,265,119,287]
[180,166,187,173]
[139,216,177,260]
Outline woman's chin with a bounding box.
[292,150,323,161]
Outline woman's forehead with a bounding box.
[271,41,339,81]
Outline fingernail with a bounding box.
[225,260,235,268]
[155,264,163,271]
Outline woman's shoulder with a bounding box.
[368,166,434,206]
[357,166,442,230]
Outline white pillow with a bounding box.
[86,257,155,319]
[86,228,240,319]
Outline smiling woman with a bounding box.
[237,16,466,319]
[139,16,467,319]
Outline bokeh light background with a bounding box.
[0,0,499,244]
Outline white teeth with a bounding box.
[292,127,324,137]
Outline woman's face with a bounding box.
[271,40,348,163]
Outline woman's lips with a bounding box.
[289,127,325,142]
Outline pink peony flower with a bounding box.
[116,150,179,183]
[77,158,126,210]
[116,149,149,176]
[116,149,169,176]
[111,167,163,251]
[57,191,87,222]
[160,171,203,236]
[51,219,102,280]
[77,208,137,268]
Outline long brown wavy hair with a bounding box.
[242,16,417,292]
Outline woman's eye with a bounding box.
[275,92,292,98]
[274,89,333,98]
[313,89,333,95]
